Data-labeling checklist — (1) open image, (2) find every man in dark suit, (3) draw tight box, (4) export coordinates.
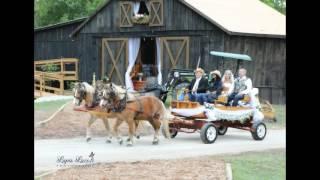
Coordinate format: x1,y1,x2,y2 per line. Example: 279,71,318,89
178,68,208,102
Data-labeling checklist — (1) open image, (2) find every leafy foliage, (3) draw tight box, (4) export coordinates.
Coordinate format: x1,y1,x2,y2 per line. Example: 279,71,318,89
41,63,60,72
260,0,286,15
34,0,107,27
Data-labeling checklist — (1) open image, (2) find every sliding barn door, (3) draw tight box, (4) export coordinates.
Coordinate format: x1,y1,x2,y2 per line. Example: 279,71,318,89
161,37,189,82
101,38,128,86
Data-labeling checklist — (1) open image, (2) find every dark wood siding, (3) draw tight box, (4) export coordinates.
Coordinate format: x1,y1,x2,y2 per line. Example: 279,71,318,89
34,22,82,60
223,35,286,104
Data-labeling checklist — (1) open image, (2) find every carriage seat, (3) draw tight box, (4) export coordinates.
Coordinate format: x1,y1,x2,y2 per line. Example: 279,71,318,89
214,95,228,105
214,94,251,105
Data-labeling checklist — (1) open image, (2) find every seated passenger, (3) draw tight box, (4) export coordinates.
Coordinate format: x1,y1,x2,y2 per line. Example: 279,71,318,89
227,68,252,106
178,68,208,102
198,70,223,104
221,70,234,96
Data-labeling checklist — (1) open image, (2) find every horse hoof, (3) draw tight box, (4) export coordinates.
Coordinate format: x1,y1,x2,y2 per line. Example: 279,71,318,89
119,140,123,145
152,141,159,145
106,139,112,143
86,137,91,142
126,138,130,142
136,135,140,139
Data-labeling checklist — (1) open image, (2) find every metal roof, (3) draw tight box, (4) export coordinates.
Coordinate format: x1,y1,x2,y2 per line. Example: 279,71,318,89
180,0,286,38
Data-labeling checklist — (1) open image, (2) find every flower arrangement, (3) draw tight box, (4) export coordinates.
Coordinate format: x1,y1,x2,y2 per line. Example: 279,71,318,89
131,13,150,24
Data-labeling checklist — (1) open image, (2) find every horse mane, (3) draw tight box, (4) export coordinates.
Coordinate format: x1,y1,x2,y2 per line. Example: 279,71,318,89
108,82,137,101
110,83,126,94
82,82,95,95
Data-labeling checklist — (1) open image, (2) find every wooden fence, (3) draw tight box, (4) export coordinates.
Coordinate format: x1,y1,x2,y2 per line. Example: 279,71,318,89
34,58,78,96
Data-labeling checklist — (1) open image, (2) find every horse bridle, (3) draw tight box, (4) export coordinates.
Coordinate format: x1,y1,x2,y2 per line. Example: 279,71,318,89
74,83,86,104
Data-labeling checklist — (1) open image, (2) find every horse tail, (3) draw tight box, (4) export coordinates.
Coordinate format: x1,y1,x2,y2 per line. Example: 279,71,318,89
158,98,172,139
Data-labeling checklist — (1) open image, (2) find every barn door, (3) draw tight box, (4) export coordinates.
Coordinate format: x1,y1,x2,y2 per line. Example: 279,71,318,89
161,37,189,81
101,38,128,85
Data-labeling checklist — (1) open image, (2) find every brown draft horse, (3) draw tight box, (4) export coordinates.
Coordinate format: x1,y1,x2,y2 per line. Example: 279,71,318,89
100,83,171,146
73,81,141,144
73,81,113,142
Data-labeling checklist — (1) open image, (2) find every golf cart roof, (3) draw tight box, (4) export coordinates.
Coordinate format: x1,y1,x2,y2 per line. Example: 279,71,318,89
210,51,252,61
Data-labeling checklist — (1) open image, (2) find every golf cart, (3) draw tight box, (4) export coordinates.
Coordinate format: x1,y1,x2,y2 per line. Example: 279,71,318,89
161,51,252,102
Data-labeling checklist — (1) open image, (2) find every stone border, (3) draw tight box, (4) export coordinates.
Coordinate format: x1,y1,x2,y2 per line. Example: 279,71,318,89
226,163,233,180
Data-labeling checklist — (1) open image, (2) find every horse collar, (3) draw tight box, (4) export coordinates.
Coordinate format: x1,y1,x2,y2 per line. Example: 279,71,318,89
111,92,127,112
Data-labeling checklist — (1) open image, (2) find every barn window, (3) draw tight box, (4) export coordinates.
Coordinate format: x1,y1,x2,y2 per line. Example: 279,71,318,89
149,0,164,26
120,1,133,27
137,1,149,15
132,1,150,25
120,0,163,27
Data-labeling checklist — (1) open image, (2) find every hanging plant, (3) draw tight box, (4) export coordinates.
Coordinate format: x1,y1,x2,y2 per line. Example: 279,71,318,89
131,13,150,24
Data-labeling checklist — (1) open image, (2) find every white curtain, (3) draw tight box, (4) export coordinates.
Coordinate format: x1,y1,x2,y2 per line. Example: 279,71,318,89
133,1,140,15
125,38,141,92
145,1,151,13
156,38,162,85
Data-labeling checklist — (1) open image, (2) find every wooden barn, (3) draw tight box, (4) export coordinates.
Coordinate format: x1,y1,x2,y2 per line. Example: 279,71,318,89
34,0,286,104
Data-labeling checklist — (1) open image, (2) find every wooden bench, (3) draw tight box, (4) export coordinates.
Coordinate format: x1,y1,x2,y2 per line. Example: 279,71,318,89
171,100,200,109
214,94,250,105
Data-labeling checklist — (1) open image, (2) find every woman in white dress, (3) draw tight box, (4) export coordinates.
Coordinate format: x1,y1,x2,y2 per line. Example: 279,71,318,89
221,70,234,96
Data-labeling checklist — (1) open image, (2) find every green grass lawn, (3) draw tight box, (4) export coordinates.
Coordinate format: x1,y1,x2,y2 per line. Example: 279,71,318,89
220,149,285,180
34,99,72,112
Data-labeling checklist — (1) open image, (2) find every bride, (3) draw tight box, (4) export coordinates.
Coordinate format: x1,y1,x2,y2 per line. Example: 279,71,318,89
221,70,235,96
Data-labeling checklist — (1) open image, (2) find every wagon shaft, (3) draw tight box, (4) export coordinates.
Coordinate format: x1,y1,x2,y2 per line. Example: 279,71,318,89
73,105,111,116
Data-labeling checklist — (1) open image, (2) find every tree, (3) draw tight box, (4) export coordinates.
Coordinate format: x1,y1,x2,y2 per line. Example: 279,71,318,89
260,0,286,15
34,0,106,27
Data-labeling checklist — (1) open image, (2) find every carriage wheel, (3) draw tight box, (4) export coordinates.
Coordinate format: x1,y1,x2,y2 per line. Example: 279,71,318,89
162,127,178,138
251,122,267,140
217,126,228,135
200,123,218,144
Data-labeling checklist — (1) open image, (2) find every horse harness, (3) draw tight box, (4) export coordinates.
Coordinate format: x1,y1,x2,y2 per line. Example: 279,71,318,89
108,90,145,117
110,92,128,112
